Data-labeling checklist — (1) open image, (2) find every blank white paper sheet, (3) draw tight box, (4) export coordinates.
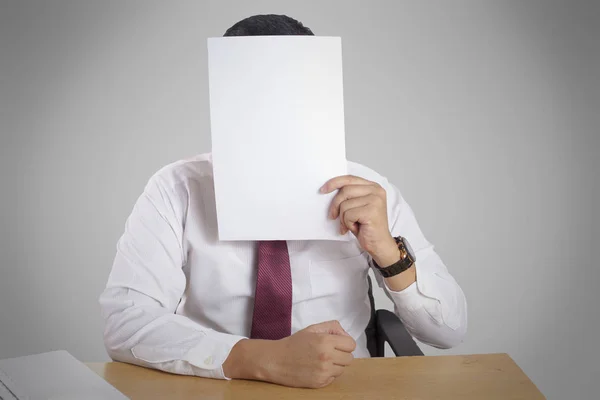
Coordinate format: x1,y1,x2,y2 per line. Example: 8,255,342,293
208,36,348,241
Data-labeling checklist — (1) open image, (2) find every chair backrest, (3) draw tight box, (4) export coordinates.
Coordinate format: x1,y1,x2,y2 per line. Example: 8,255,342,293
365,276,379,357
364,275,425,358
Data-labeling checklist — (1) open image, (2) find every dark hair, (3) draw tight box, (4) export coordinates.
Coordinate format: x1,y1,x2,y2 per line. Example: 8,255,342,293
224,14,314,36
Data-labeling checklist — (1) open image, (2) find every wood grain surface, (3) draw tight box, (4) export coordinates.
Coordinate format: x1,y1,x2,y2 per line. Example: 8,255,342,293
86,353,545,399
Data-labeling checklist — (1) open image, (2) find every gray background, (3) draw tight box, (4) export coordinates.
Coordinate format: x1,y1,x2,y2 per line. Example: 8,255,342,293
0,1,598,399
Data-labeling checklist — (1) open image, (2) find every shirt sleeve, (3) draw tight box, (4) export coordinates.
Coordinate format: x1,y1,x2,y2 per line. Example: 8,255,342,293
99,175,246,379
371,180,468,349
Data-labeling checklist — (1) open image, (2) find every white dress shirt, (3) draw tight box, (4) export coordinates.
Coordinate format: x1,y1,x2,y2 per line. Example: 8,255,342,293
99,153,467,379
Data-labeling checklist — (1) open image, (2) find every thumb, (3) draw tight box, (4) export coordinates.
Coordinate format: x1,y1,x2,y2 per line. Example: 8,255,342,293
306,320,351,337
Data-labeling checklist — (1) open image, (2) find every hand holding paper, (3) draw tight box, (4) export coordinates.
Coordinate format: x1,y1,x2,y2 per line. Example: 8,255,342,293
321,175,400,267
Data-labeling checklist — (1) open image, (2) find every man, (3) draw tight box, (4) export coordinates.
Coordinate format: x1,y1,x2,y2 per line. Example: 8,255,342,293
100,14,467,389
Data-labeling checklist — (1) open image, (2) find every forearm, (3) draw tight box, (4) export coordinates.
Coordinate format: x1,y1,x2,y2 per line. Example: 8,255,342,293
393,295,466,349
379,262,468,349
101,287,246,379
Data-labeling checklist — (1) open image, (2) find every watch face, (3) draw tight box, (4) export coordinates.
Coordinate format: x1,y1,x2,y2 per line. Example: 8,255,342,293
402,238,416,262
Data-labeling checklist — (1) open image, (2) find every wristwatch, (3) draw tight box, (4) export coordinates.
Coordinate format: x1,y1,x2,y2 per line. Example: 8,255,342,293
373,236,416,278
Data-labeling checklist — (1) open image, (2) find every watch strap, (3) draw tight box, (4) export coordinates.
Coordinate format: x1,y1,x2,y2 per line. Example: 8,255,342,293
373,236,415,278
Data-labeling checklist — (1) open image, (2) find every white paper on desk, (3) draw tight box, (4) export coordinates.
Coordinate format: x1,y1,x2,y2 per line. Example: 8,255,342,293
208,36,348,241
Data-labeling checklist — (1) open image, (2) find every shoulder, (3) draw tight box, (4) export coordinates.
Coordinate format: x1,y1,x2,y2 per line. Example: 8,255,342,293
145,153,213,191
136,153,214,218
139,153,214,208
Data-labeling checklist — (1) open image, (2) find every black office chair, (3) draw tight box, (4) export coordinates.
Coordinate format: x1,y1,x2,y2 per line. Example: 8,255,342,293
365,276,424,357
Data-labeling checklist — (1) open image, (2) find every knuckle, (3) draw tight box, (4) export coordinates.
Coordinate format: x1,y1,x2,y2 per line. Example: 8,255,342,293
317,356,331,369
368,194,381,204
343,337,356,351
318,350,332,362
315,334,331,347
338,201,347,213
339,186,350,197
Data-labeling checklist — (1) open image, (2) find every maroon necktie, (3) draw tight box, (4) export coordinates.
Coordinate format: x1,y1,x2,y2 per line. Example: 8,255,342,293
250,241,293,340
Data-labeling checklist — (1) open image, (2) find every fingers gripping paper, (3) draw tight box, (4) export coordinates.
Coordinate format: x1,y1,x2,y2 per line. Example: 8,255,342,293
207,36,348,241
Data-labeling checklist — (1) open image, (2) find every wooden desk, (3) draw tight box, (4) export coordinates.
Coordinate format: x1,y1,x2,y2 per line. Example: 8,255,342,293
87,353,544,399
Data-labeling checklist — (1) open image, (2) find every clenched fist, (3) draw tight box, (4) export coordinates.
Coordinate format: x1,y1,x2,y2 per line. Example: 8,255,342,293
223,320,356,388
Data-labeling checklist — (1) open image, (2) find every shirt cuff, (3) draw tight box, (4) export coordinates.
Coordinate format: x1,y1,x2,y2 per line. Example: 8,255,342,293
183,331,247,380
